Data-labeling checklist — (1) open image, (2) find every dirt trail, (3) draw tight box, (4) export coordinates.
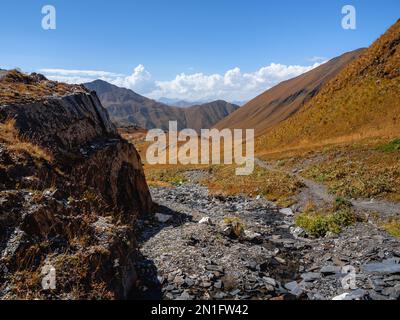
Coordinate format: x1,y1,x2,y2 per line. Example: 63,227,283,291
254,158,400,217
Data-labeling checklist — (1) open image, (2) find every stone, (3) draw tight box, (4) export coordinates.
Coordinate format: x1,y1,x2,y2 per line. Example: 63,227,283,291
275,257,286,264
246,261,258,271
344,289,366,300
285,281,303,297
198,216,213,225
291,226,306,238
382,284,400,299
164,284,176,292
206,265,224,273
362,259,400,274
301,272,320,282
262,284,273,292
320,265,341,275
230,289,240,296
243,230,262,242
279,208,293,216
214,292,227,299
174,275,185,286
368,291,388,300
176,290,193,300
214,280,223,289
155,213,173,223
263,277,277,287
157,276,165,284
184,278,195,287
332,293,349,300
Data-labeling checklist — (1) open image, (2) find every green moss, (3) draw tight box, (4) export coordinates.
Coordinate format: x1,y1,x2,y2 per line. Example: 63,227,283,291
383,219,400,238
376,139,400,153
295,209,356,238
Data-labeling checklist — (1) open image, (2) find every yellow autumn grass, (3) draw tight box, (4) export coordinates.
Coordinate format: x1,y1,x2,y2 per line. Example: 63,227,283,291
0,119,52,162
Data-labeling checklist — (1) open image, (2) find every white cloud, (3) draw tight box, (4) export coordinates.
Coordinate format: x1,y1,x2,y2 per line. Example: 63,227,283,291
40,68,123,78
39,61,324,102
148,62,322,101
112,65,154,93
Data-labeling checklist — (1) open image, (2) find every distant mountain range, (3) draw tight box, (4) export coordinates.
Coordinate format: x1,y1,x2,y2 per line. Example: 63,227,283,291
214,48,364,136
84,80,239,132
158,97,248,108
157,97,204,108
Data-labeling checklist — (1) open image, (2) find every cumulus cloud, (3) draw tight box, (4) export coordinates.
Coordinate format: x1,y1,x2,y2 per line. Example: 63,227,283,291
112,65,154,93
149,62,322,101
39,61,324,102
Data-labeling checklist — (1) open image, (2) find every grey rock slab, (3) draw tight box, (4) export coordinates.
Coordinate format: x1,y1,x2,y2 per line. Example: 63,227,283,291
285,281,304,296
263,277,277,287
176,291,193,300
184,278,195,287
320,265,341,275
301,272,321,282
344,289,367,300
362,259,400,274
214,280,223,289
279,208,294,216
205,265,224,273
368,291,389,300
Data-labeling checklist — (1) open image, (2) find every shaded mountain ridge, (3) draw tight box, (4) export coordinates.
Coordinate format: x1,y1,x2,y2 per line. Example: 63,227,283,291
84,80,239,132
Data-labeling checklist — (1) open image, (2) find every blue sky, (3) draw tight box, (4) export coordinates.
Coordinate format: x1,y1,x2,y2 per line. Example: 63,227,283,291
0,0,399,101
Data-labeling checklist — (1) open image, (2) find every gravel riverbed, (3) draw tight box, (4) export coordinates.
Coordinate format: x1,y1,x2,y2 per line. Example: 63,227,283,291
131,173,400,300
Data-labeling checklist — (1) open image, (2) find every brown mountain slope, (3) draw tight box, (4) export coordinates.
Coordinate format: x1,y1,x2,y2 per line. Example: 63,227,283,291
84,80,239,132
214,49,364,136
257,19,400,153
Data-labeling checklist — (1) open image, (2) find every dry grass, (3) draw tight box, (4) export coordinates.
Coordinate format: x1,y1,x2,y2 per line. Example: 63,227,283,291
257,137,400,203
301,139,400,201
0,119,52,162
0,69,86,106
145,166,189,187
256,77,400,153
256,20,400,153
205,164,303,207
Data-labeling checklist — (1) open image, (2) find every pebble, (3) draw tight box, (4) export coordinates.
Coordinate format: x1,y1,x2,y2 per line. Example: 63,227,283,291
155,213,173,223
199,217,213,225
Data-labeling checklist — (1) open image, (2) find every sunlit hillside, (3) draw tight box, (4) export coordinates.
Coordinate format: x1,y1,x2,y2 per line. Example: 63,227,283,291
256,19,400,153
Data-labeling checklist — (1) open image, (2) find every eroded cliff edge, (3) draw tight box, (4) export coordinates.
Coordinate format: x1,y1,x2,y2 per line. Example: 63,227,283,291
0,70,152,299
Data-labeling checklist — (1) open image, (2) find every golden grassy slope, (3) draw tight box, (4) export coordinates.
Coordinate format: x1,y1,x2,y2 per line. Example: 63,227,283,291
256,19,400,152
214,49,363,136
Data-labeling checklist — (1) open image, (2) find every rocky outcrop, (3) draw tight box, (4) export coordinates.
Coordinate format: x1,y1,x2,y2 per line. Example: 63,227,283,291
0,71,152,299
